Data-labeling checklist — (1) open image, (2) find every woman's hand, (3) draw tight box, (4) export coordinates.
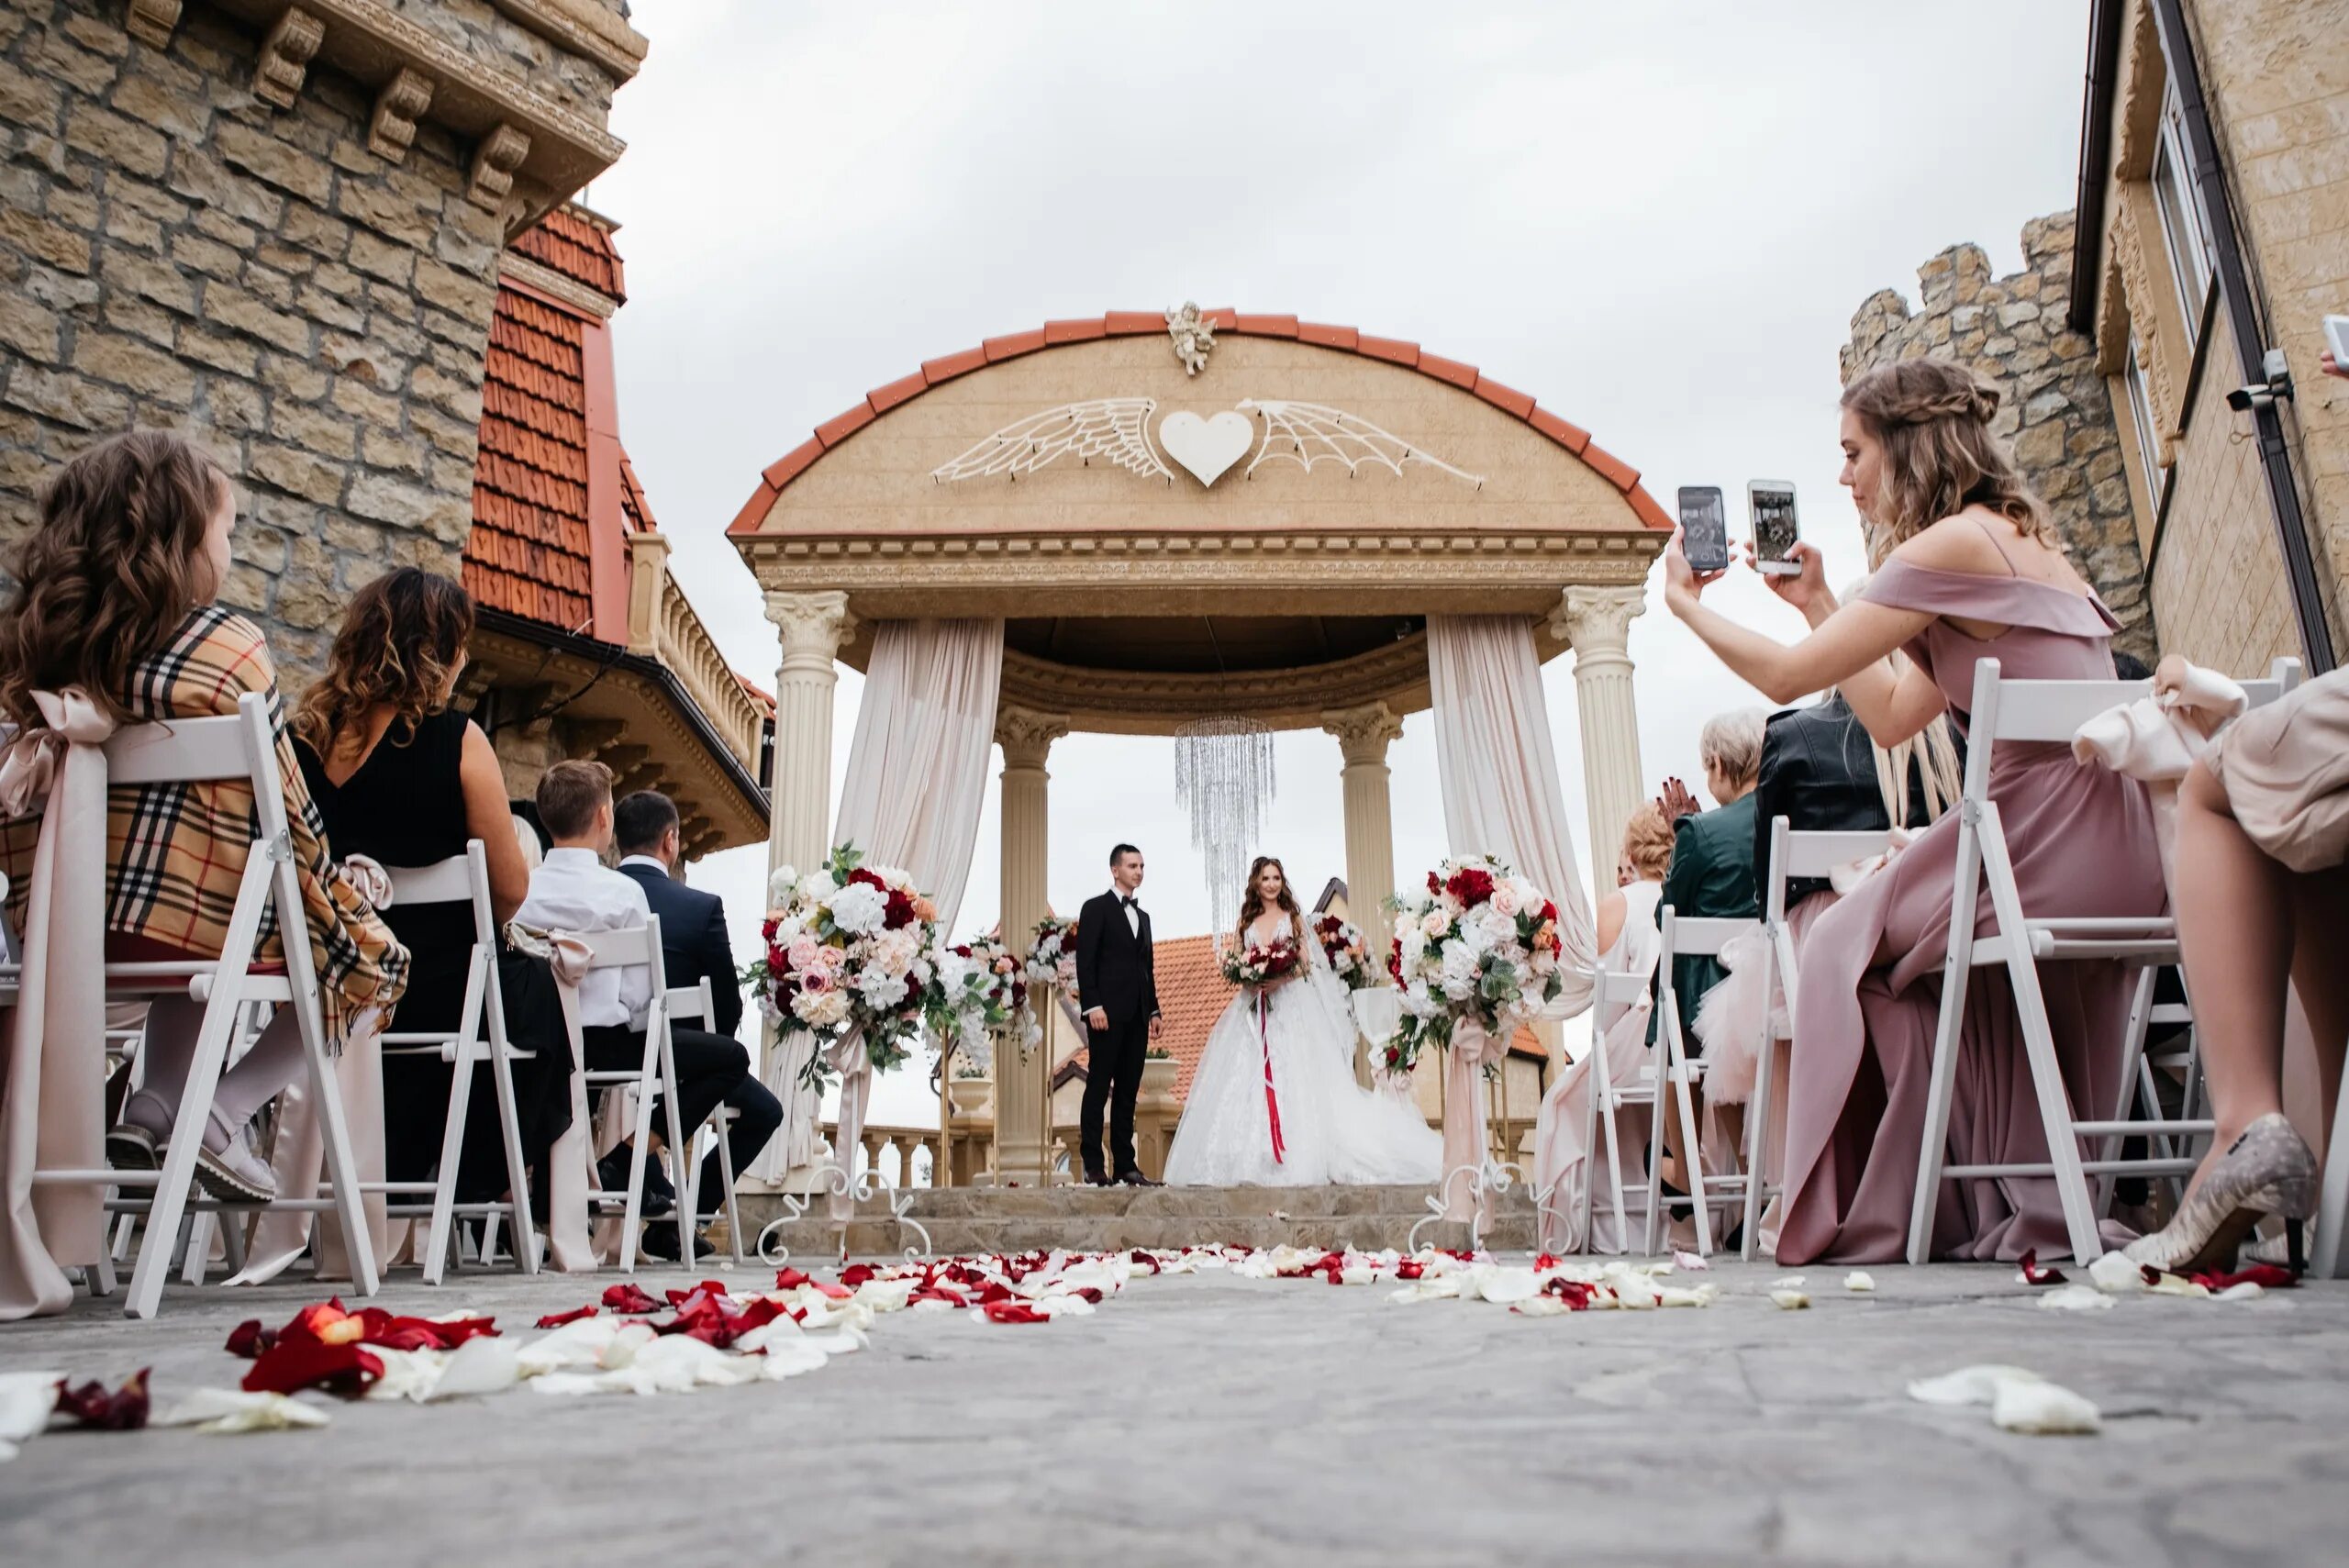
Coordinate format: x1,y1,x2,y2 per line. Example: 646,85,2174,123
1662,527,1723,614
1740,539,1832,620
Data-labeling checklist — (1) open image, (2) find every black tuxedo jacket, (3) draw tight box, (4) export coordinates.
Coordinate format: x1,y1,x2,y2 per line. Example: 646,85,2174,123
1074,890,1158,1027
617,860,743,1036
1751,693,1963,906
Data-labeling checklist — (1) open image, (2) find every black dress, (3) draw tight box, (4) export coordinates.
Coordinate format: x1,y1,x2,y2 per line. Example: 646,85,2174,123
295,710,573,1202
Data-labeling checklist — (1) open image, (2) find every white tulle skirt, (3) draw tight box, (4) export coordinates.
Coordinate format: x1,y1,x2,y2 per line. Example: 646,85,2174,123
1163,970,1442,1186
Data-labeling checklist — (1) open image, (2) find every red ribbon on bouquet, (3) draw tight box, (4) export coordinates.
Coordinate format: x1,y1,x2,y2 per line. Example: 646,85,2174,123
1257,991,1286,1164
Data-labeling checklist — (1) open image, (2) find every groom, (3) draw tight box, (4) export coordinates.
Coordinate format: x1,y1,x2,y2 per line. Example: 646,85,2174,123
1074,843,1164,1186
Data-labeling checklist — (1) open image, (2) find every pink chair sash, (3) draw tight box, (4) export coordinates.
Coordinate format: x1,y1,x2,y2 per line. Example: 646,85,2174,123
537,932,607,1273
1439,1017,1505,1227
0,690,116,1319
825,1031,872,1223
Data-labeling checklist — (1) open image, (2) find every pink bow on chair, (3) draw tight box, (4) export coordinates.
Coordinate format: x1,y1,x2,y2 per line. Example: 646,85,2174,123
0,689,117,1321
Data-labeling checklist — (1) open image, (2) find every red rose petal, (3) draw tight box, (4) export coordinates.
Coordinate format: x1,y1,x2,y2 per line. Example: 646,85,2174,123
909,1287,968,1307
2017,1249,2066,1285
602,1283,661,1314
242,1336,384,1398
535,1305,599,1329
353,1309,498,1351
53,1368,150,1429
981,1300,1049,1324
2190,1262,2297,1292
774,1268,812,1290
224,1319,276,1359
840,1263,877,1288
1542,1277,1597,1309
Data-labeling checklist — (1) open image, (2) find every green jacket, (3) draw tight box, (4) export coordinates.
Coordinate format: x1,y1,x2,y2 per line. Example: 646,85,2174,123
1649,793,1760,1050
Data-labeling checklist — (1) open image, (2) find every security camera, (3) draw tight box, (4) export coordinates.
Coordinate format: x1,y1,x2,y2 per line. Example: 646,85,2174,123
2229,350,2296,413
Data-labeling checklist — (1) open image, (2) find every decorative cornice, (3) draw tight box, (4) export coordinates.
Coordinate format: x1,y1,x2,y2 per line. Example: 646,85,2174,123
1321,701,1405,766
999,638,1432,736
497,251,617,319
2112,198,2182,459
1550,583,1647,654
368,67,433,162
994,706,1072,768
125,0,182,50
254,7,323,109
489,0,648,84
468,123,531,214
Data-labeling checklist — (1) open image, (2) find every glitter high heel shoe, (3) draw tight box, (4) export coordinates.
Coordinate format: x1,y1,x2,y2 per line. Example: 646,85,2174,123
2123,1113,2317,1276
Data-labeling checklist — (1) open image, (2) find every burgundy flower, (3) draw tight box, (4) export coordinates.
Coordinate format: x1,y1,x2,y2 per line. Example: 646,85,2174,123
1427,871,1442,895
846,868,885,891
53,1369,150,1430
535,1305,600,1329
883,889,918,929
1542,1277,1596,1310
1445,866,1496,907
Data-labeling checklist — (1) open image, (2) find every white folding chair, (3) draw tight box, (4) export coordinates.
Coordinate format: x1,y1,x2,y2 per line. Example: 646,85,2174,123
1740,820,1896,1260
565,918,692,1271
374,842,540,1284
1546,962,1659,1253
666,976,745,1266
1649,909,1762,1256
1906,656,2302,1265
22,693,377,1318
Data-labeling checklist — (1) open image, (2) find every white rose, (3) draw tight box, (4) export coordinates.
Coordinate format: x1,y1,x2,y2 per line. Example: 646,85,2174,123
768,865,800,906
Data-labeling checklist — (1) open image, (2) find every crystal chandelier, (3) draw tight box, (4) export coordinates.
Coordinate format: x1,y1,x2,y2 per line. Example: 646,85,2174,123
1174,716,1275,939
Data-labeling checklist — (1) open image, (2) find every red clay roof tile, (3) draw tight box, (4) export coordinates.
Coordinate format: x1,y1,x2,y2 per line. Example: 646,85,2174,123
1354,333,1419,365
760,438,825,491
921,346,988,385
1578,439,1639,493
1527,406,1592,453
984,328,1048,361
1416,350,1478,390
1628,485,1674,531
866,370,928,415
814,401,876,449
508,206,626,303
1297,321,1358,350
1043,317,1108,344
1103,310,1163,336
1232,313,1298,338
1472,373,1535,419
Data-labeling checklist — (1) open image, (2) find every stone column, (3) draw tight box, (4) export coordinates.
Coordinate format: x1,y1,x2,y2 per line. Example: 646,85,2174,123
994,705,1069,1186
1321,701,1406,915
761,591,855,876
1551,585,1648,895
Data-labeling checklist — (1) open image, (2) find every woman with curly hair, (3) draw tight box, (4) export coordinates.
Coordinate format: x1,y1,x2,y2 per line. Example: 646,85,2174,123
292,568,573,1215
0,430,407,1242
1663,359,2163,1264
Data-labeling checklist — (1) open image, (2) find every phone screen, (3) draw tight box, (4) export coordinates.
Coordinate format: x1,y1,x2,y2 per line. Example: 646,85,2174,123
1749,484,1799,570
1678,486,1728,573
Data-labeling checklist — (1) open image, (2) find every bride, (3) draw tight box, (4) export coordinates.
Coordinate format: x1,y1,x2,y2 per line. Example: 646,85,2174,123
1163,856,1443,1186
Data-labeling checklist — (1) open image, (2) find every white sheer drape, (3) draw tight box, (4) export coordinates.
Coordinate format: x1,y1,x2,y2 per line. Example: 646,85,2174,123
1427,615,1597,1018
750,618,1004,1197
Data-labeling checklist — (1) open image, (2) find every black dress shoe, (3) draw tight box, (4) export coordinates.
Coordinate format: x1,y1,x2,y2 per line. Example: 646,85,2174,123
596,1146,675,1218
1084,1171,1114,1187
640,1226,714,1263
1117,1172,1162,1187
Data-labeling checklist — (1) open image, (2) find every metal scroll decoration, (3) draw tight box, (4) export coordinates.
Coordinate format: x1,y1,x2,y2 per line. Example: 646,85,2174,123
1174,716,1275,939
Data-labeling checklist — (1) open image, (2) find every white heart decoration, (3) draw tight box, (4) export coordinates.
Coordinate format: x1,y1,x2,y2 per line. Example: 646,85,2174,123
1156,410,1256,489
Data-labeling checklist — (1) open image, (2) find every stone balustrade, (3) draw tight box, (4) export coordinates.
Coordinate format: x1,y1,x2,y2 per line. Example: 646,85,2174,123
816,1121,943,1189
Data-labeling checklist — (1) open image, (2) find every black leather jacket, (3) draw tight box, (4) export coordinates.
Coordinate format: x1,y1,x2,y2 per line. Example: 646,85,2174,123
1751,694,1957,906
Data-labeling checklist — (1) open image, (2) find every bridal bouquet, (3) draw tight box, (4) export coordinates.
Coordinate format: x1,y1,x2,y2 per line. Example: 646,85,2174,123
928,934,1039,1072
1386,854,1564,1062
749,843,939,1084
1219,935,1301,991
1024,914,1079,993
1312,914,1379,992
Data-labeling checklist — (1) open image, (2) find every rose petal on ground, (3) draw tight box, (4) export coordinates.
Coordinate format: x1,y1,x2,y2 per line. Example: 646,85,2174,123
52,1368,150,1429
1990,1378,2101,1435
423,1337,522,1402
1466,1267,1540,1305
1769,1288,1810,1310
223,1320,276,1359
2192,1263,2296,1293
534,1305,599,1329
362,1348,445,1403
1655,1284,1720,1308
601,1283,661,1314
1907,1365,2045,1407
242,1336,384,1398
1511,1296,1579,1317
151,1388,330,1433
2037,1284,2116,1312
0,1372,65,1459
2016,1249,2066,1285
1672,1250,1709,1272
1843,1272,1876,1293
2087,1251,2148,1294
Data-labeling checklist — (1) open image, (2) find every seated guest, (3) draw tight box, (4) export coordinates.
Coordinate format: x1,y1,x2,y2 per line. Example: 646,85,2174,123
291,568,573,1211
1664,357,2163,1264
611,789,779,1220
2126,664,2349,1274
0,431,406,1221
1532,803,1675,1252
1652,709,1766,1043
517,761,767,1262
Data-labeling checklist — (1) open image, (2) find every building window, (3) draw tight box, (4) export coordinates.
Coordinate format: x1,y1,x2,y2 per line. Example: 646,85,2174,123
2153,86,2215,341
2124,333,2163,508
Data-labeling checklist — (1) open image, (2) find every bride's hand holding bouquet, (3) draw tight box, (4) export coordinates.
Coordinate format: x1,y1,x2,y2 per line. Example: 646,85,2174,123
1219,934,1301,992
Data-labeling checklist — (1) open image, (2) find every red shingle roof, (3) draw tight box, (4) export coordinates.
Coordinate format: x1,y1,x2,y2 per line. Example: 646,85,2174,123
463,287,596,630
508,205,626,302
729,309,1674,537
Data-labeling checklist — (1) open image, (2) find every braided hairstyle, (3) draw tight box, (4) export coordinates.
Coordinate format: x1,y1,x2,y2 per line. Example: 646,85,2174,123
0,428,230,727
1840,359,2052,562
293,567,476,759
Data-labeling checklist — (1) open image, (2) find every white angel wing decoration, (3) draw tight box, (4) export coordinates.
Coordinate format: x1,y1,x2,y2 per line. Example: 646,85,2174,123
1236,399,1485,489
930,398,1174,484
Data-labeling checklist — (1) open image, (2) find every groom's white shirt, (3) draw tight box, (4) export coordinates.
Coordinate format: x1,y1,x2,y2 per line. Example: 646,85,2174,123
1108,886,1140,938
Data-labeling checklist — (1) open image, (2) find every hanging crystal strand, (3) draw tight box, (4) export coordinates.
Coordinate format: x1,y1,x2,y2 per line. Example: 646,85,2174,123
1174,717,1276,943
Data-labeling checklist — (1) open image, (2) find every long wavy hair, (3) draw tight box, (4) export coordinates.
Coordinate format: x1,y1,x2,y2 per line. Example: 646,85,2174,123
1234,855,1303,947
1842,359,2053,562
293,567,475,758
0,429,229,727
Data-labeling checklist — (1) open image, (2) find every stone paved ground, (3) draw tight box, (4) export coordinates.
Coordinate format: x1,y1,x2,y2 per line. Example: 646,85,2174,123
1,1260,2345,1567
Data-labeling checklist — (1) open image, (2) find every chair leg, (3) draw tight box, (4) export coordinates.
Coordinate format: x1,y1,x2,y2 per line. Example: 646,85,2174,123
657,1026,692,1265
621,1040,661,1273
1674,1062,1713,1257
126,973,251,1318
1642,1042,1670,1257
179,1209,214,1286
280,863,381,1299
422,1041,477,1287
1580,1029,1607,1253
717,1122,743,1268
1742,1002,1780,1263
1908,814,1983,1267
2099,967,2161,1219
486,1037,539,1277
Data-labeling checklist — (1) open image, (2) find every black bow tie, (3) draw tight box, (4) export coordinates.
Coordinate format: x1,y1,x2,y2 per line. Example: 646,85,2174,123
1119,895,1138,908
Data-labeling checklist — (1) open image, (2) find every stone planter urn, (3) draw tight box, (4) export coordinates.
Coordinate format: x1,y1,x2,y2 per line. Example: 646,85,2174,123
948,1078,993,1121
1141,1055,1177,1097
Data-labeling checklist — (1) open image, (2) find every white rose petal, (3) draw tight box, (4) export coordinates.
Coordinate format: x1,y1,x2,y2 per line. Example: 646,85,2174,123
151,1387,331,1433
1769,1288,1810,1310
2087,1250,2148,1294
1990,1378,2101,1436
2037,1284,2116,1312
1906,1364,2044,1407
423,1336,522,1401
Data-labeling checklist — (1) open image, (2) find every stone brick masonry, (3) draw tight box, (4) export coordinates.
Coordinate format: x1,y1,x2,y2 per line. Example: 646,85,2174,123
1843,211,2156,661
0,0,556,678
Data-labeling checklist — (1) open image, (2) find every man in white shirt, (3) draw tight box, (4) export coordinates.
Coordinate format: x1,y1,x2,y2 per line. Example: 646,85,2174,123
520,761,748,1261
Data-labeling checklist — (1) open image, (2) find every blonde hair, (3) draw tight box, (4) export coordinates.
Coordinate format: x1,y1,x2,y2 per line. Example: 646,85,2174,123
1698,709,1767,791
1841,359,2052,561
1620,803,1675,883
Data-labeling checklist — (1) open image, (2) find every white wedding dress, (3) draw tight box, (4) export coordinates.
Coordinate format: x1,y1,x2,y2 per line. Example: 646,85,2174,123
1163,913,1443,1186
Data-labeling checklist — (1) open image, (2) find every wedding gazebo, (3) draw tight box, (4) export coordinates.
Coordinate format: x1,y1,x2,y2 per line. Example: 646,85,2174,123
728,307,1670,1185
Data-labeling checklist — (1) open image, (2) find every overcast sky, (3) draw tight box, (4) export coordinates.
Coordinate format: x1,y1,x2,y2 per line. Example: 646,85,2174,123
586,1,2089,1121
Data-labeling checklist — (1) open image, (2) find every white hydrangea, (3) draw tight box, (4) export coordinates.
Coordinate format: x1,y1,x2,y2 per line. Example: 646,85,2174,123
796,870,838,904
828,882,887,936
855,968,909,1011
767,865,799,907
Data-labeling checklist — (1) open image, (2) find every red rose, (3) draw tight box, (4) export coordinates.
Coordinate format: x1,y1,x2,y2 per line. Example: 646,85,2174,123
884,889,918,929
1446,866,1495,906
1427,871,1442,895
847,868,885,890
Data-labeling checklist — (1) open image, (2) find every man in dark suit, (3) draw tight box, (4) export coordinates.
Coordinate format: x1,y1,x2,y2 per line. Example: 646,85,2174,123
1074,842,1163,1185
613,790,782,1253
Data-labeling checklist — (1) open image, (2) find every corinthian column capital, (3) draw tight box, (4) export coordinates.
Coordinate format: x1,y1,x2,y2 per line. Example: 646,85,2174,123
1320,700,1405,768
995,705,1071,769
763,591,856,666
1549,584,1648,656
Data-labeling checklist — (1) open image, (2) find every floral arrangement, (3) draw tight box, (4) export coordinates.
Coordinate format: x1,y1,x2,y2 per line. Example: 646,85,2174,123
1219,935,1301,990
1386,854,1564,1065
747,843,939,1084
1312,914,1380,992
1024,914,1079,993
928,933,1039,1071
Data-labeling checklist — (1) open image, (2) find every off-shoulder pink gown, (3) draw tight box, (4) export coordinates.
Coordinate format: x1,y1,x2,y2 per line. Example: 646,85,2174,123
1775,555,2165,1264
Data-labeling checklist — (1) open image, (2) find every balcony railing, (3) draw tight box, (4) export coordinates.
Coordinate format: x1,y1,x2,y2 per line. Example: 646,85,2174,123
624,531,768,775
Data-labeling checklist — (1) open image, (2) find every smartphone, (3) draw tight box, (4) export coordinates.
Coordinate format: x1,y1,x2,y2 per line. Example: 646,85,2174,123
1677,486,1729,573
2326,315,2349,365
1748,480,1801,576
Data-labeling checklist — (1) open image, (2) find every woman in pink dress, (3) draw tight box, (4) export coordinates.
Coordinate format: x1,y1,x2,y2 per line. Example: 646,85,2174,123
1662,359,2164,1264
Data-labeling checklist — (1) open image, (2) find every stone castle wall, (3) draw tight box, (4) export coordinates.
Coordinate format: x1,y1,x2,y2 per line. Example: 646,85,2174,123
1842,211,2156,660
0,0,619,681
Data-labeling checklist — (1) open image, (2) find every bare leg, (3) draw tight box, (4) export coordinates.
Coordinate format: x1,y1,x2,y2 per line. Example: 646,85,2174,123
2175,762,2296,1189
2287,864,2349,1163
